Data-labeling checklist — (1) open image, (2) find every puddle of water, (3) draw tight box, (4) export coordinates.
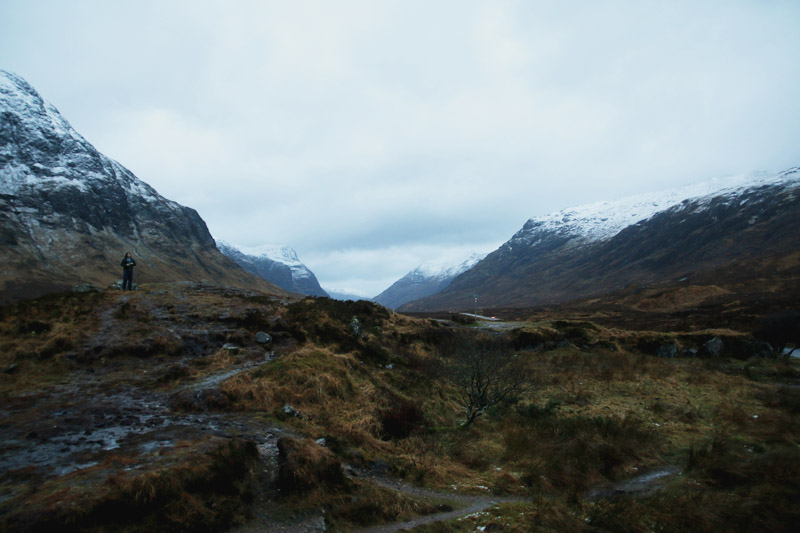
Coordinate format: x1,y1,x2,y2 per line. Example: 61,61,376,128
57,461,99,476
188,359,271,391
140,440,174,454
584,466,680,500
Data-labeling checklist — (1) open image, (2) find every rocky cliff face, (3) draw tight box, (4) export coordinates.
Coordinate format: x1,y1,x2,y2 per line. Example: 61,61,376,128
216,242,328,297
0,70,285,302
401,168,800,312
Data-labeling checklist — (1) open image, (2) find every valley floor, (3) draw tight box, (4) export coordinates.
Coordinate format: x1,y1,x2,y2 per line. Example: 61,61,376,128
1,282,798,532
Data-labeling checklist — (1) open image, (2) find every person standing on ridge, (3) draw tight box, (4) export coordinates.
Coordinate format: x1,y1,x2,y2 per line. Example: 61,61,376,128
121,252,136,290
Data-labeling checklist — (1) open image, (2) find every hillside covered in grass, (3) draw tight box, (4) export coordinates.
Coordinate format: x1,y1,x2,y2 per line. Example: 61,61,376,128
1,282,798,532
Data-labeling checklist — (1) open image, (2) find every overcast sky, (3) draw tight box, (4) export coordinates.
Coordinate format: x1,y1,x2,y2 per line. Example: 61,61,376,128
2,1,800,296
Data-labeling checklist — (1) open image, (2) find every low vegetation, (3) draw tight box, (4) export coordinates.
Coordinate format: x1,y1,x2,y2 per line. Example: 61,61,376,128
0,284,798,531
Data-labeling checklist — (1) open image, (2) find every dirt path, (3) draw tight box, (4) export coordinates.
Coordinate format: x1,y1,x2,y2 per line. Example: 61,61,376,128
351,473,527,533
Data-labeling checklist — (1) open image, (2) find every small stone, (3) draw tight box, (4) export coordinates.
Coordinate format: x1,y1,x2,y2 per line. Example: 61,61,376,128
282,404,303,418
71,282,96,293
255,331,272,344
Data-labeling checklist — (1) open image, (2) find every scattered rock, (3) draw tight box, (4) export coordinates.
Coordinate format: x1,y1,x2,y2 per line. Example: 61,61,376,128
701,337,724,357
4,363,19,374
282,404,304,419
316,438,327,447
222,343,240,353
71,283,98,293
109,280,138,290
656,343,679,358
350,316,362,337
255,331,272,344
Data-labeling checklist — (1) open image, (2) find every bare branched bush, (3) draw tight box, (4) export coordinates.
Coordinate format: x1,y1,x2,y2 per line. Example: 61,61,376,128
448,334,532,426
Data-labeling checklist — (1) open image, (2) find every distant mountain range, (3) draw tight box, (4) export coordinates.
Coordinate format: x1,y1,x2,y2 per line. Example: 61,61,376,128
325,289,373,302
216,241,327,297
0,71,285,302
401,168,800,312
374,253,486,309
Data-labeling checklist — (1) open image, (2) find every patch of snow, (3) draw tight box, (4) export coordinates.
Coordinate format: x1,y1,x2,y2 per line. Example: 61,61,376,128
413,252,488,281
229,242,304,268
515,168,800,246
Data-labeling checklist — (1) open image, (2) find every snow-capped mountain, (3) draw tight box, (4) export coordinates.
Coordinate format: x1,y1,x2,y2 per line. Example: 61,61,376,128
507,171,796,251
325,289,373,302
374,252,486,309
0,70,284,302
401,167,800,311
217,241,327,297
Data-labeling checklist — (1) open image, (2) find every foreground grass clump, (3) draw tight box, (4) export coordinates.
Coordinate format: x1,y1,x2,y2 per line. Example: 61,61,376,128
0,436,259,532
503,406,662,496
587,435,800,532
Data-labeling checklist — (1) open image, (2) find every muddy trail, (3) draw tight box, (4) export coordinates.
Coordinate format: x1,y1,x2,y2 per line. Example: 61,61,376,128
0,283,299,528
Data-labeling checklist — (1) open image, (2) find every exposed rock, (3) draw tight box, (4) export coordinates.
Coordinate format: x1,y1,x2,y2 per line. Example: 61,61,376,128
656,343,679,358
254,331,272,344
71,283,98,293
702,337,725,357
282,404,304,419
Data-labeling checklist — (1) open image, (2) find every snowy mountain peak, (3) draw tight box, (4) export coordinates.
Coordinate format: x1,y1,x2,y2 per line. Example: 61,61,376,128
218,241,302,268
216,241,327,296
412,252,488,281
512,169,800,248
374,251,488,309
0,70,169,207
1,71,282,301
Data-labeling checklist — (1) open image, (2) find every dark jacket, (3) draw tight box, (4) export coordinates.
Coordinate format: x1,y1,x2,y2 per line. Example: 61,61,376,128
121,257,136,270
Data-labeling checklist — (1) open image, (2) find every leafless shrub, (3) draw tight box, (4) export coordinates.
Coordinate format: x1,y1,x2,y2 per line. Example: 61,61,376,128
448,333,532,426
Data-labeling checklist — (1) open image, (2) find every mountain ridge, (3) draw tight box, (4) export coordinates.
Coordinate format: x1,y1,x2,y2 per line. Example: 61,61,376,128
216,241,328,297
374,252,486,309
401,167,800,312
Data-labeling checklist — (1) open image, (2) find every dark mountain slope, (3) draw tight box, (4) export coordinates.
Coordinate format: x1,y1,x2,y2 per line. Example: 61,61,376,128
402,168,800,312
0,70,286,302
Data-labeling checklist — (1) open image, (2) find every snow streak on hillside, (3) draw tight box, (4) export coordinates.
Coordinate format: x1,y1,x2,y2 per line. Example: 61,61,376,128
513,169,800,247
412,252,488,281
221,242,310,278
